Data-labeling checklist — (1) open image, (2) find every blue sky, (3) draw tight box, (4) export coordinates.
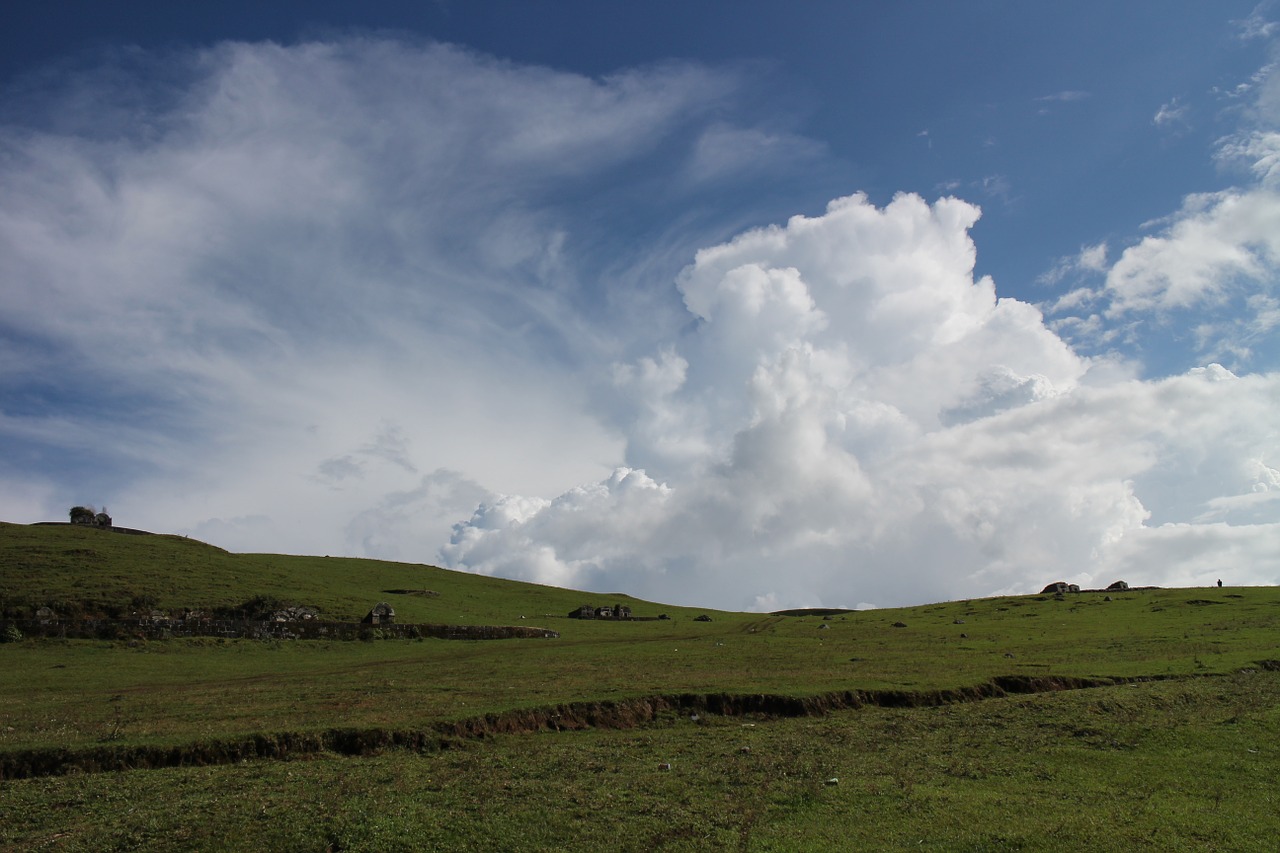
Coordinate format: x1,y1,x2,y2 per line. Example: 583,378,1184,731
2,1,1278,609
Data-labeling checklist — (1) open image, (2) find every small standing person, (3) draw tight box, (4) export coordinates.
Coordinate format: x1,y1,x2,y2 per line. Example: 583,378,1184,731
1217,579,1223,588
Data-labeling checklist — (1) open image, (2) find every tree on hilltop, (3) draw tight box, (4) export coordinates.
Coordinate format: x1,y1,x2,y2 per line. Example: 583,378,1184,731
69,506,112,528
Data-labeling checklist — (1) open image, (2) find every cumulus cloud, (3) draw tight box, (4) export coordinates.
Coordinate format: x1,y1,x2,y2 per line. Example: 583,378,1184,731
444,194,1279,608
1103,188,1280,314
2,35,1276,612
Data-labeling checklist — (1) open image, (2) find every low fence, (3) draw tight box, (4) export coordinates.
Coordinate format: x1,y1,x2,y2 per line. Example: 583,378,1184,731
0,617,558,642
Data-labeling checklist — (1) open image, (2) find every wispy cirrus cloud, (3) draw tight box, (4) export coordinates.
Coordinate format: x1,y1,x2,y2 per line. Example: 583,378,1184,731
2,34,1277,612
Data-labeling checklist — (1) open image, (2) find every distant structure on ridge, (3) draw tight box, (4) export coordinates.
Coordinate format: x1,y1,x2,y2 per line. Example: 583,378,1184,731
68,506,112,529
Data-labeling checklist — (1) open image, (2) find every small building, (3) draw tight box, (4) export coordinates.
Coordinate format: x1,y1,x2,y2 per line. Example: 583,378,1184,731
363,602,396,625
569,603,633,620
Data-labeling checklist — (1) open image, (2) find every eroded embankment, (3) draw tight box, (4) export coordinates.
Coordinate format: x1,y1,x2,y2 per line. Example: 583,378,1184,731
1,671,1200,781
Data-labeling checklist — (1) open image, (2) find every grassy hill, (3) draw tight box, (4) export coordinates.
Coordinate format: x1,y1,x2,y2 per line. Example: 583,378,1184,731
0,521,681,624
2,521,1278,850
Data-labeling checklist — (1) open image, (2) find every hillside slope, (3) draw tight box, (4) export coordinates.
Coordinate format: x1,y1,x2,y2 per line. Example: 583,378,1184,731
0,521,692,624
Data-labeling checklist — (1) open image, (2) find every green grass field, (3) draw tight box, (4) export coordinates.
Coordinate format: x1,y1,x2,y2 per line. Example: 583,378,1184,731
2,521,1278,850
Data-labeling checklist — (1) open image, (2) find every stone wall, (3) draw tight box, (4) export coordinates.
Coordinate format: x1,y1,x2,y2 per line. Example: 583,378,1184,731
0,617,558,642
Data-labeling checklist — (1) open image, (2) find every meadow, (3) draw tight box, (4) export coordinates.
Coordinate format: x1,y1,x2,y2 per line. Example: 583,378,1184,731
1,521,1278,850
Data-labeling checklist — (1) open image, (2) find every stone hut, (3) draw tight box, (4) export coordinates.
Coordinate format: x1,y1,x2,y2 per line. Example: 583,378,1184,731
568,603,634,620
362,602,396,625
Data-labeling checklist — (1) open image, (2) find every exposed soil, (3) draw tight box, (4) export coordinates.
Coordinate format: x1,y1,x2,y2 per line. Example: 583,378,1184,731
0,672,1189,781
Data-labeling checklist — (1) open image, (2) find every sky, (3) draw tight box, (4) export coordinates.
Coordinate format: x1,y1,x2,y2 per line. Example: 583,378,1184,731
1,1,1278,611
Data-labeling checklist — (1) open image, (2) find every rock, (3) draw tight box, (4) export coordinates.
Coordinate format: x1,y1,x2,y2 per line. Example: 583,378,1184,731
825,777,839,786
891,621,907,628
1106,580,1129,591
658,762,672,771
953,619,965,624
739,746,751,754
960,633,968,638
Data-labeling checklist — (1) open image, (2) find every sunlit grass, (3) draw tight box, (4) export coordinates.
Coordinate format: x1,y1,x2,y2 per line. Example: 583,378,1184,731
3,521,1279,850
3,672,1277,851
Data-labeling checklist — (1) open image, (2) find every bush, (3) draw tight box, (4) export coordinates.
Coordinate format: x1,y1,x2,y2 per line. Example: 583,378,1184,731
2,625,23,643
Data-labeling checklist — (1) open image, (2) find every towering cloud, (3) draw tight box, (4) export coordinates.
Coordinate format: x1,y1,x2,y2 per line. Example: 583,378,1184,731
1,36,1277,609
443,192,1280,609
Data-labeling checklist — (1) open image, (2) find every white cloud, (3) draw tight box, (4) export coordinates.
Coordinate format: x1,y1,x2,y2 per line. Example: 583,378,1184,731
445,193,1280,609
1039,241,1108,286
1036,90,1090,103
1153,97,1190,128
1084,57,1280,359
1235,3,1279,41
1216,130,1280,186
0,37,759,550
1104,188,1280,315
2,36,1276,613
685,123,824,184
